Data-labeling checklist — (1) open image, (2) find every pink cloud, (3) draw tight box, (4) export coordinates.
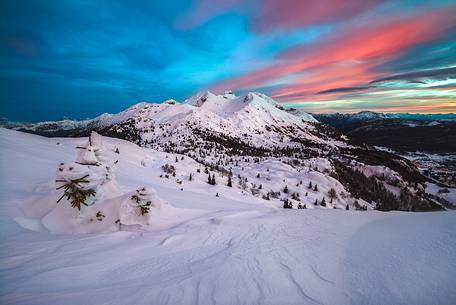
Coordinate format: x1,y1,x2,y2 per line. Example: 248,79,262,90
210,6,456,100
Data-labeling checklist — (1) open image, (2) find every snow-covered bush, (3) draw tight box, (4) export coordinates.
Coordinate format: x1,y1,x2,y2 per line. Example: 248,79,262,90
55,132,118,211
25,132,171,234
119,187,167,227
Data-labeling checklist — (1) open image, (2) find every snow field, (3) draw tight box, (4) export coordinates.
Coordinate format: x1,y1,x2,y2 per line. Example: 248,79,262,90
1,129,455,305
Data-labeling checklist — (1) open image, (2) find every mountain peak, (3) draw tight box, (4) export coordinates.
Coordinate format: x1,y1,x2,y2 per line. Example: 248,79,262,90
350,111,385,121
184,91,218,107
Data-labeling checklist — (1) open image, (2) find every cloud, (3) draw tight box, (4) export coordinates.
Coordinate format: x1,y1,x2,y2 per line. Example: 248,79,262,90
252,0,384,32
370,66,456,84
177,0,243,29
179,0,383,32
317,86,370,95
210,5,456,102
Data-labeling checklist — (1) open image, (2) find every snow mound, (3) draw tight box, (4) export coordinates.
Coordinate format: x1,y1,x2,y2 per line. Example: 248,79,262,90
22,132,175,234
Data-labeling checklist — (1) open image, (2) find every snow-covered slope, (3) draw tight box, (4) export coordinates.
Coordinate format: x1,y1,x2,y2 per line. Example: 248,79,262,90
0,129,455,305
285,107,319,123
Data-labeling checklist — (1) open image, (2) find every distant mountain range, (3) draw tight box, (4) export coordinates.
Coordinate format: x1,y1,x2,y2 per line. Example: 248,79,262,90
313,111,456,153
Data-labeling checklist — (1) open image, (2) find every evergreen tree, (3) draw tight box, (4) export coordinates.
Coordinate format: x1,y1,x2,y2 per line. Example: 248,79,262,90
189,173,192,181
314,199,318,205
257,173,260,178
227,175,232,187
208,173,212,185
320,197,326,207
314,184,318,192
211,174,216,185
346,204,349,210
308,181,313,189
283,185,289,194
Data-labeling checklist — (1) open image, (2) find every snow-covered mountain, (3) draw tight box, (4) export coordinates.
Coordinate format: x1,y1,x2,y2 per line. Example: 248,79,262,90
1,91,448,211
4,91,342,155
103,90,326,149
313,111,386,126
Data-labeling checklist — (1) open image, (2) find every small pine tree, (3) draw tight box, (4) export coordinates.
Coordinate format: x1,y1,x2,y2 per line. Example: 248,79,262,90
211,175,216,185
283,185,289,194
308,181,313,189
305,192,308,196
314,199,318,206
208,174,212,185
313,184,318,192
175,156,178,163
227,175,232,187
346,204,349,210
320,197,326,207
259,184,262,189
216,192,219,197
257,173,260,178
189,173,193,181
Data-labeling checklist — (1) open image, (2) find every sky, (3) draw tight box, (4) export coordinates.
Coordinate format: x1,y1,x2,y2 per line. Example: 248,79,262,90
0,0,455,121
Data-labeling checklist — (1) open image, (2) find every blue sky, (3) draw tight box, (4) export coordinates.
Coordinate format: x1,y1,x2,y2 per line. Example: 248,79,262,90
1,0,455,121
